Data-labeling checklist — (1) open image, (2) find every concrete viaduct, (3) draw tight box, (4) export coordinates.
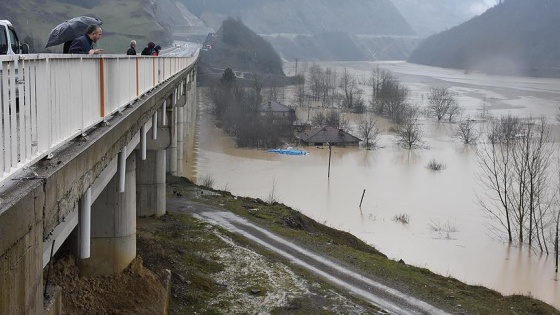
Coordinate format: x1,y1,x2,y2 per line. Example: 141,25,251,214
0,51,199,314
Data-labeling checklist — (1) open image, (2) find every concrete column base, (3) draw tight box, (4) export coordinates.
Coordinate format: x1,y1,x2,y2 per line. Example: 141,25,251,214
136,149,166,217
83,154,136,276
78,235,136,277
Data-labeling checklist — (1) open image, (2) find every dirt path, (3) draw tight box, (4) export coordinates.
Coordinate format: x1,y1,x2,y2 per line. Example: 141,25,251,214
168,197,452,315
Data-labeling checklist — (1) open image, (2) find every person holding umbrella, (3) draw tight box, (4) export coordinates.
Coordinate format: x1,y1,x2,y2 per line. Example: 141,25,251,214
45,16,103,53
68,25,103,54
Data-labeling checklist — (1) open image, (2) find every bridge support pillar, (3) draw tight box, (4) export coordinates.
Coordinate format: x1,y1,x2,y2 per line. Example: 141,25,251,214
168,106,178,176
136,149,166,217
80,153,137,276
176,106,185,176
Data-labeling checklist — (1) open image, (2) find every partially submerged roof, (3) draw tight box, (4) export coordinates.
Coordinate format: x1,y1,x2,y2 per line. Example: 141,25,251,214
297,126,361,144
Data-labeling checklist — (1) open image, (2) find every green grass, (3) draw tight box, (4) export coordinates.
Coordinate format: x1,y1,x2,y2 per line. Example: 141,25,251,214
167,174,560,315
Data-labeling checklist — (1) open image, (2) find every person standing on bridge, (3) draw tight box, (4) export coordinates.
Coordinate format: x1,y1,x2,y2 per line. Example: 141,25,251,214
68,25,103,54
151,45,161,56
141,42,155,55
127,40,136,55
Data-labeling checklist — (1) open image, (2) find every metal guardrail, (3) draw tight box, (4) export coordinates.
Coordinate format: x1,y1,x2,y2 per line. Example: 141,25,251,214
0,51,198,186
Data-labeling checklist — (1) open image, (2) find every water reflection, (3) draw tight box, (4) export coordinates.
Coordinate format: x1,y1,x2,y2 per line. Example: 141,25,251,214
185,61,560,309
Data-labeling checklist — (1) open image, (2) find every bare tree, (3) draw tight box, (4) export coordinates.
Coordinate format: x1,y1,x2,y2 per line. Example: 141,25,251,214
311,112,325,127
476,116,521,243
321,67,338,107
477,115,554,251
455,117,480,144
307,63,323,102
248,73,263,107
339,67,363,111
311,110,350,131
427,87,458,122
446,101,462,122
479,97,492,120
511,118,553,249
396,105,423,149
264,76,283,102
357,115,381,149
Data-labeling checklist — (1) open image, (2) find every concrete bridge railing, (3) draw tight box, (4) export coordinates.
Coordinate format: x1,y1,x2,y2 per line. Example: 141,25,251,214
0,53,197,186
0,51,199,315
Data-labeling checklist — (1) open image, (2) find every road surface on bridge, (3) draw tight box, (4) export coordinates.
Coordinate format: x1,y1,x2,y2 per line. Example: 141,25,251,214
167,197,451,315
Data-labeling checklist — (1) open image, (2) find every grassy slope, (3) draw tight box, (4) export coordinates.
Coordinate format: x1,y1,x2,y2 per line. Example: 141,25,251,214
167,175,560,315
4,0,168,54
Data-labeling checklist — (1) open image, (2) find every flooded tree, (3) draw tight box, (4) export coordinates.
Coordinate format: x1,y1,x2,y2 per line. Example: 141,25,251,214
339,67,364,112
323,67,338,107
396,106,422,149
455,117,480,144
207,68,288,148
291,78,307,108
426,86,459,122
370,67,410,124
311,110,350,131
357,115,380,149
307,63,323,102
477,116,554,251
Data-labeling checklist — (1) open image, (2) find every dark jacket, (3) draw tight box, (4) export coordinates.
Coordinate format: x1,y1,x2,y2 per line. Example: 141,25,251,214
63,40,72,53
141,47,152,56
126,46,136,55
141,42,156,56
68,34,93,54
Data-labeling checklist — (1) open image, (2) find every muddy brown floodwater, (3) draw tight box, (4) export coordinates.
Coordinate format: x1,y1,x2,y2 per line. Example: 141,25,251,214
184,61,560,309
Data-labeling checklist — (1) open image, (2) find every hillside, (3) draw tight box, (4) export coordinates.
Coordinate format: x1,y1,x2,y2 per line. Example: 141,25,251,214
177,0,420,61
0,0,174,54
263,33,422,62
3,0,421,61
408,0,560,77
200,18,284,76
177,0,414,36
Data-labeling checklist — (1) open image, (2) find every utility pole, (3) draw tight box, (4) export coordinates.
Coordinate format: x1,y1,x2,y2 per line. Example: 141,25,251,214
327,142,332,178
295,58,298,76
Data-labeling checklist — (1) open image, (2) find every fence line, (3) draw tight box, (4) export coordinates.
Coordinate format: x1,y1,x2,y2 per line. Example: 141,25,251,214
0,52,198,186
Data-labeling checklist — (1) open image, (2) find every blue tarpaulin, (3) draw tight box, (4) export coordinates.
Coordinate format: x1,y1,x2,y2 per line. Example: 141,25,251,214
268,149,307,156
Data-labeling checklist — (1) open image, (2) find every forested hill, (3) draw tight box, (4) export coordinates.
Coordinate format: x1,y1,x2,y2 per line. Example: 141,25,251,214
178,0,414,36
0,0,174,54
200,18,284,76
408,0,560,77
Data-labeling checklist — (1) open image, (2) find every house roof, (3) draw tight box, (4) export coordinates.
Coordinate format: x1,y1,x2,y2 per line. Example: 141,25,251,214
257,100,293,112
297,126,362,144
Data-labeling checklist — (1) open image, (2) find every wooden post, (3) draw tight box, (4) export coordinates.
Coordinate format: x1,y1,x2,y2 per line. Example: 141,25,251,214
359,189,366,207
328,142,332,178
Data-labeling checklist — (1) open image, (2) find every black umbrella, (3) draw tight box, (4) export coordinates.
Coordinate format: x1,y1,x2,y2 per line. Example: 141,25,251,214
45,16,103,48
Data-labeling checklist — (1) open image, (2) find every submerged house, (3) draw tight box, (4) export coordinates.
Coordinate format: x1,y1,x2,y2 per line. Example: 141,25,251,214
297,126,361,146
257,100,296,123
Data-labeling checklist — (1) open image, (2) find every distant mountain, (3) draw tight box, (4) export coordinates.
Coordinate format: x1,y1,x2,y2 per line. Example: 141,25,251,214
392,0,494,36
175,0,420,61
408,0,560,77
200,18,284,76
177,0,414,36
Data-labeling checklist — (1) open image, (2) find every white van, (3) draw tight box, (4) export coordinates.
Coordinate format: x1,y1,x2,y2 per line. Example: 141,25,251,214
0,20,28,111
0,20,28,55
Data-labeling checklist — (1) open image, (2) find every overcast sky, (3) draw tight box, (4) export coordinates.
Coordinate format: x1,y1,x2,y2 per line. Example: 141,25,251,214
469,0,495,15
391,0,498,36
